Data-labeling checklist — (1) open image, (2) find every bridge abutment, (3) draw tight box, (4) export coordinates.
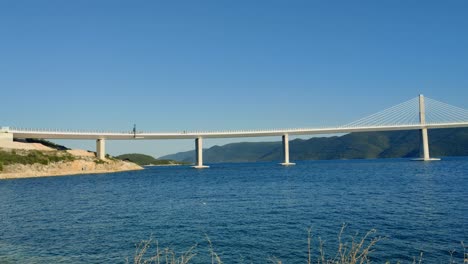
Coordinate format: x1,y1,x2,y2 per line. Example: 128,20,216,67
96,139,106,160
280,134,295,166
0,127,13,145
0,132,13,144
193,137,209,169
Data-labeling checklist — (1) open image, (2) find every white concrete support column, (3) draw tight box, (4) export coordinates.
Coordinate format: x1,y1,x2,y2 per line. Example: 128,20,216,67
280,134,295,166
96,139,106,160
193,137,209,169
416,94,439,161
419,95,430,160
421,128,430,161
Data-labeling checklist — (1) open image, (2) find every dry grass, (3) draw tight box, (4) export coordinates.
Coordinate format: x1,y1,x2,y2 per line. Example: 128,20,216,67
129,227,466,264
128,237,197,264
128,235,224,264
206,235,223,264
268,225,382,264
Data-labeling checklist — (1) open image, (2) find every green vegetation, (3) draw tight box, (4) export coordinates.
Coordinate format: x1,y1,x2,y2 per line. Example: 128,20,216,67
105,154,117,161
0,149,75,171
116,153,188,166
94,159,107,164
161,128,468,163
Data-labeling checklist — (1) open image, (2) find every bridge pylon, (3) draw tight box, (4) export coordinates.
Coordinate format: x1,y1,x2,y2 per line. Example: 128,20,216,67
415,94,440,161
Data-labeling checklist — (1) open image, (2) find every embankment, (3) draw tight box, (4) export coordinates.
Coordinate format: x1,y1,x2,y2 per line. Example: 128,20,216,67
0,146,143,179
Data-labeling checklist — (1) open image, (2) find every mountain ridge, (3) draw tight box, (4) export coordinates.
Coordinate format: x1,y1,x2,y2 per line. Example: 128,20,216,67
159,128,468,163
115,153,188,166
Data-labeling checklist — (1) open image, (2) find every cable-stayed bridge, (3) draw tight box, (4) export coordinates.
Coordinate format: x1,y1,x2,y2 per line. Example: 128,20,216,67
2,95,468,168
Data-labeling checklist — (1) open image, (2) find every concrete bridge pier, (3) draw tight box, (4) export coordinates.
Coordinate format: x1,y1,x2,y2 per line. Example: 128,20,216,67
280,134,295,166
421,128,430,160
193,137,209,169
416,94,440,161
96,139,106,160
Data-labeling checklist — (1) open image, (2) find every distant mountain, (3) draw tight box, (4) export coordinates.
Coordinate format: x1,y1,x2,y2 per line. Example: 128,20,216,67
159,128,468,163
115,153,188,166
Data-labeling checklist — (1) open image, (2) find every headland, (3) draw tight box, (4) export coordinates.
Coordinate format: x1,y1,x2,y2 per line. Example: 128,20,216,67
0,140,143,179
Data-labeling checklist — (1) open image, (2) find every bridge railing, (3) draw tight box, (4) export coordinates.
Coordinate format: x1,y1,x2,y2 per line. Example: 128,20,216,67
8,121,468,136
6,94,468,136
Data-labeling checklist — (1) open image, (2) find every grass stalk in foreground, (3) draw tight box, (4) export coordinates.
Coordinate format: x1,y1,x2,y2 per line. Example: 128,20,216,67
271,225,383,264
129,227,466,263
128,237,197,264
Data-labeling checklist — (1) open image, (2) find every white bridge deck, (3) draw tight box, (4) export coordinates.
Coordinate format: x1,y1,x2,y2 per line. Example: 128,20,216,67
8,122,468,140
3,95,468,167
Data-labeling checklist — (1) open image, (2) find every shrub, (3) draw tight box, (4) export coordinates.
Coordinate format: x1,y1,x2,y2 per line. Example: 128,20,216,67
94,159,106,165
0,149,75,167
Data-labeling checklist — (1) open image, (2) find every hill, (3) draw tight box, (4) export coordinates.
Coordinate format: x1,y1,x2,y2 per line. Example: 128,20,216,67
115,153,188,166
0,141,142,179
160,128,468,163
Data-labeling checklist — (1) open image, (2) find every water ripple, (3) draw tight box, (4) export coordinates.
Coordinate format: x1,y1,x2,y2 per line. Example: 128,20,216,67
0,158,467,263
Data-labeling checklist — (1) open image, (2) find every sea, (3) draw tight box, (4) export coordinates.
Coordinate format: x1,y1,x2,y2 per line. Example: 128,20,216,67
0,158,467,263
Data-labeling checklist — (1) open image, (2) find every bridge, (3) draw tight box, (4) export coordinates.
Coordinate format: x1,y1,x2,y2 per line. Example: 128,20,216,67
2,95,468,168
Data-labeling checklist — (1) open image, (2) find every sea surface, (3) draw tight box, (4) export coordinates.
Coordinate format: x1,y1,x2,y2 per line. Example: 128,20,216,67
0,158,467,263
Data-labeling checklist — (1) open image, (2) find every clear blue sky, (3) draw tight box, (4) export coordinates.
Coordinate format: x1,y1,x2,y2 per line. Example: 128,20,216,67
1,0,468,158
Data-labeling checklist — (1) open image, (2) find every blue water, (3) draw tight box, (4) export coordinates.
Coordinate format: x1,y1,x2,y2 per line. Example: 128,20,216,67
0,158,467,263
